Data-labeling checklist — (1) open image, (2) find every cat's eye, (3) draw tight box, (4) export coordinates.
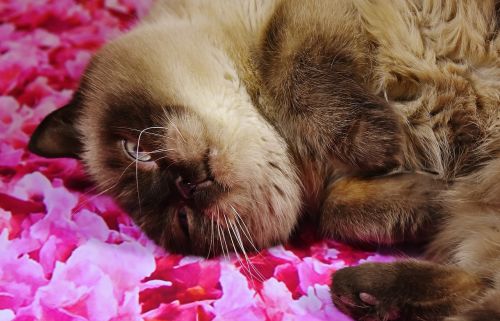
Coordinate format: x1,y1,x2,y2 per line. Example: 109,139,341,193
121,139,153,162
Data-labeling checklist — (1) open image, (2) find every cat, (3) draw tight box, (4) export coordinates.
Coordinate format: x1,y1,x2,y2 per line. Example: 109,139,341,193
29,0,500,320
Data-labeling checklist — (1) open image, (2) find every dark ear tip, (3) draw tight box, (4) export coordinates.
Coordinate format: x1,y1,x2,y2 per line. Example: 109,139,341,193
27,134,40,155
27,104,83,159
28,115,50,157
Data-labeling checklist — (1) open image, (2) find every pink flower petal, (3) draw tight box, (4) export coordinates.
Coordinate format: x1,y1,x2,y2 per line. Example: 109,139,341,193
0,309,15,321
213,265,264,320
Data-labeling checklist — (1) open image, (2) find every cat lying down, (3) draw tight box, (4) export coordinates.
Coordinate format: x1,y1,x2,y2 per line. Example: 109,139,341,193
29,0,500,320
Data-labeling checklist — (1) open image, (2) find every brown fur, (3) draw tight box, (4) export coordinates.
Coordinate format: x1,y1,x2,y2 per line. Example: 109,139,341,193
321,172,444,245
29,0,500,319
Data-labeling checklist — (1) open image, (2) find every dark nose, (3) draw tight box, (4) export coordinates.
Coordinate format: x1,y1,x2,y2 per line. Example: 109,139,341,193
171,157,222,209
175,176,197,199
175,174,216,202
173,160,212,200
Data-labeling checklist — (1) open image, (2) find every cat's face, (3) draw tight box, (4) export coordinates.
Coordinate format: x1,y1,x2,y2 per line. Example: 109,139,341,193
29,26,302,256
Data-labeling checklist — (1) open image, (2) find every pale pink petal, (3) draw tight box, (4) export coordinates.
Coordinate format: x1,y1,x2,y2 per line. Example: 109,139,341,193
65,51,91,80
295,285,352,321
0,309,15,321
0,231,47,310
268,245,301,263
66,239,155,291
112,289,142,321
213,265,264,320
11,172,52,201
297,258,333,293
73,209,110,241
259,279,295,320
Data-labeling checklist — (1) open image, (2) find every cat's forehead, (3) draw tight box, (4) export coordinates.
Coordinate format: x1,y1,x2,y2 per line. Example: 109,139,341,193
84,42,170,98
77,36,179,117
82,26,235,111
78,27,245,135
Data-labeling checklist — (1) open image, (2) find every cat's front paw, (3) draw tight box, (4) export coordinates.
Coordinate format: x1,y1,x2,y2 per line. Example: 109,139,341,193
331,261,483,321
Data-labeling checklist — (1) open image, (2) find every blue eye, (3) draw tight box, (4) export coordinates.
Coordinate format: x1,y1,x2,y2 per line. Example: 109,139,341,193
121,139,153,162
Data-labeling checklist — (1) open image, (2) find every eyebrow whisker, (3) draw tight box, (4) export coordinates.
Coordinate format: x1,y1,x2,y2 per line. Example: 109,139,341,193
114,126,167,138
162,109,187,143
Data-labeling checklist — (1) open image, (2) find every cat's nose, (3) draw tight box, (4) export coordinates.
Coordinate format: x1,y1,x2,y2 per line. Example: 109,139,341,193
171,159,209,198
175,176,218,210
175,176,195,199
175,175,208,199
171,156,221,208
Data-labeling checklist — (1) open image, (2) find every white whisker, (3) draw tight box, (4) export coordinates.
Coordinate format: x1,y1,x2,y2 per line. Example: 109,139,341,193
114,126,166,138
230,205,261,254
229,218,265,282
216,207,229,261
206,206,216,259
162,108,187,143
224,215,254,281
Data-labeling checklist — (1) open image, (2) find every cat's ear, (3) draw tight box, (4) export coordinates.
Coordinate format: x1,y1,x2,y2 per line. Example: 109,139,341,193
28,97,83,159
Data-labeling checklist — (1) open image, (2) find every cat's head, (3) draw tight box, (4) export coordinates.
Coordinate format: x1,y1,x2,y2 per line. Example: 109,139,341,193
29,26,302,256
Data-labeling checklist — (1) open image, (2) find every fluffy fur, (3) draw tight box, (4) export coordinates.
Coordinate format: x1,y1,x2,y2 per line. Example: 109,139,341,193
29,0,500,320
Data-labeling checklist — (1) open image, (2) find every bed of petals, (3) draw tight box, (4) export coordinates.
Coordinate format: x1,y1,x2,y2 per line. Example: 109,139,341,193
0,1,396,320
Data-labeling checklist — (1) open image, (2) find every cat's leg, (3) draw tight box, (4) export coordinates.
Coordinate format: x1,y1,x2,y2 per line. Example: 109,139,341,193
331,260,486,321
446,290,500,321
258,0,404,176
331,160,500,321
319,171,444,245
433,207,500,321
433,158,500,321
331,227,500,321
